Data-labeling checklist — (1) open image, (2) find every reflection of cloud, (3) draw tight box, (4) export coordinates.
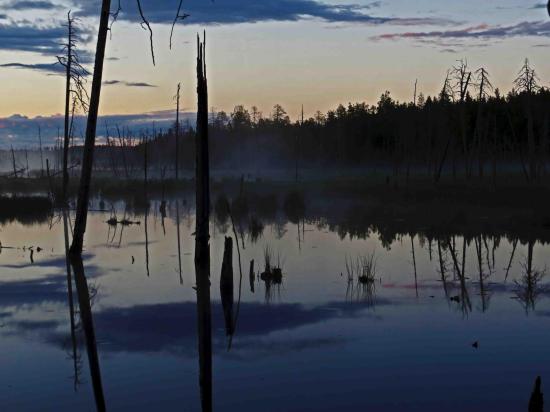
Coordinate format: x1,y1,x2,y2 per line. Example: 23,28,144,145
0,296,389,357
0,253,94,269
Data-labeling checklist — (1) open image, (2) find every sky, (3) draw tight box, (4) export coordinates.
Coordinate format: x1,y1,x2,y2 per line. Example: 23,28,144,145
0,0,549,147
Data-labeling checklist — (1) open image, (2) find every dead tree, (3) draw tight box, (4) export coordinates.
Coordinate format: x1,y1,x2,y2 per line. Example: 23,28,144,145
175,83,181,179
452,59,472,177
514,59,540,182
194,32,212,412
38,126,44,177
70,0,157,255
473,67,493,179
58,11,89,203
70,0,112,256
10,145,17,178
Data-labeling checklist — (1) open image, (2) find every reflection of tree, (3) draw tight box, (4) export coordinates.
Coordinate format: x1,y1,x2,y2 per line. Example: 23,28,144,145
63,209,82,391
474,236,492,312
70,254,106,411
437,239,450,299
514,240,545,313
448,236,472,315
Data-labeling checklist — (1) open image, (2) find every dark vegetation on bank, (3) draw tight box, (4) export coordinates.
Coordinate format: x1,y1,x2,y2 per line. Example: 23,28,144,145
3,174,550,245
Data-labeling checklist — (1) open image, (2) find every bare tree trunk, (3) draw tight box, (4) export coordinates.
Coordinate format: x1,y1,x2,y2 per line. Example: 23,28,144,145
194,33,212,412
175,83,181,180
526,95,536,181
70,0,111,256
10,145,17,178
63,12,73,203
38,126,44,177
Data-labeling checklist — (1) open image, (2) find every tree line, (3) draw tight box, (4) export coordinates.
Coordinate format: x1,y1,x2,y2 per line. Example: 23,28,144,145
128,58,548,183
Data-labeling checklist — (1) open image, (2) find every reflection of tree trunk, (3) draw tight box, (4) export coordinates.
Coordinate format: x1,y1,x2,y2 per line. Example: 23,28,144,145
194,33,212,412
144,137,150,277
448,237,471,313
63,209,79,389
411,235,418,298
475,237,488,312
437,239,449,298
220,237,234,337
504,239,518,281
70,254,106,411
176,200,183,284
249,259,255,293
70,0,112,256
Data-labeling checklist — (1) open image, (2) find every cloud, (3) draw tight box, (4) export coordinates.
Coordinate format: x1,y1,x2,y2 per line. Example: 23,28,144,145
0,62,64,74
0,21,93,60
372,20,550,44
1,1,61,10
103,79,157,87
74,0,455,27
0,110,195,148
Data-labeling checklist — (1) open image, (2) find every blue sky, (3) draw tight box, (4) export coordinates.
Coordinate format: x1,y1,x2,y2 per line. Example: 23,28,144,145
0,0,549,147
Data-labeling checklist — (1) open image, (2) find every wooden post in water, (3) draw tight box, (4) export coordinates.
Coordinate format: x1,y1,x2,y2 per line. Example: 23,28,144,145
194,32,212,412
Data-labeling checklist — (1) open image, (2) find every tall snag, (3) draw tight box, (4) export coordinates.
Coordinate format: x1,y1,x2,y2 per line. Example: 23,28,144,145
70,0,111,256
194,32,212,412
58,11,88,203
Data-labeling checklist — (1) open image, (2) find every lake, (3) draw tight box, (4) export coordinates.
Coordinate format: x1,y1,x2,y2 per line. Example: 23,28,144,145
0,196,547,411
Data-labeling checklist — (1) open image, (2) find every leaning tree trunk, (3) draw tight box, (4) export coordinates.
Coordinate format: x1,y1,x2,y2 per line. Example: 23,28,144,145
194,33,212,412
70,0,111,256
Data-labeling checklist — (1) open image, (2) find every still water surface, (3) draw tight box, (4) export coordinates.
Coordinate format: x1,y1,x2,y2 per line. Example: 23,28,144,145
0,199,548,411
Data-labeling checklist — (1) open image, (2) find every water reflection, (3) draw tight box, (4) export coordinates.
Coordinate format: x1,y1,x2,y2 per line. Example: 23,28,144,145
2,193,550,410
70,253,106,411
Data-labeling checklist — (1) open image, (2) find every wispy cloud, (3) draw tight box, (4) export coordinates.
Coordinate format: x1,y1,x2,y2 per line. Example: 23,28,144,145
104,80,157,88
372,21,550,44
0,62,64,74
